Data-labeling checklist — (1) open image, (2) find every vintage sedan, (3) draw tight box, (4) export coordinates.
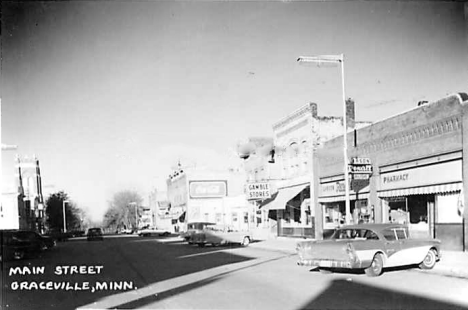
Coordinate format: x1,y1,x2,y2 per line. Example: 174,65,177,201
137,228,171,237
181,222,215,244
86,228,104,241
191,224,252,247
1,230,47,262
296,223,441,277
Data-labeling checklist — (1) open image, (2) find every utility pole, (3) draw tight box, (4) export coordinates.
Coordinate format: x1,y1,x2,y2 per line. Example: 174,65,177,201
63,200,69,233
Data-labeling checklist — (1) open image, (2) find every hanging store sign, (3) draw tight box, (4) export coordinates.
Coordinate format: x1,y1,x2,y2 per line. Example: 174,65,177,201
189,181,227,198
349,157,373,175
245,182,271,200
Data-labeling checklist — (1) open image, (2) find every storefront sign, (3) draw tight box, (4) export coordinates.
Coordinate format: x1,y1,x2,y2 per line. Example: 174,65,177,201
351,157,371,165
189,181,227,198
352,174,370,180
380,160,462,191
245,182,271,200
349,165,373,173
319,180,369,197
349,157,373,175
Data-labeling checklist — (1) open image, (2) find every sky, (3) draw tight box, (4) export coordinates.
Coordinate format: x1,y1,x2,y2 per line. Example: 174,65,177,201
1,1,467,222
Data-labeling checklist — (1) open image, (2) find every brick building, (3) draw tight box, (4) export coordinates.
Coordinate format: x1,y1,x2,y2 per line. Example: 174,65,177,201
314,93,468,251
239,101,370,238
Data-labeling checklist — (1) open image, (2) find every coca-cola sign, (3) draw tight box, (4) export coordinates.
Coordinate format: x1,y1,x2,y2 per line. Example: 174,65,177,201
189,181,227,198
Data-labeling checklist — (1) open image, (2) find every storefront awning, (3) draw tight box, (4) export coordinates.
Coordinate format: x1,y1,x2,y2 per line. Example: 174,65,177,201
318,192,370,203
261,184,308,211
378,182,462,198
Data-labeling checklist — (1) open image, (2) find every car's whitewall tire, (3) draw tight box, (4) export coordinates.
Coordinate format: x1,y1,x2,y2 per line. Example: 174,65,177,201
365,253,384,277
419,249,437,270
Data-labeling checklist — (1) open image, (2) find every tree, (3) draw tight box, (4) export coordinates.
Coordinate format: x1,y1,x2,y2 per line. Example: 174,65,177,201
103,190,143,231
45,191,82,232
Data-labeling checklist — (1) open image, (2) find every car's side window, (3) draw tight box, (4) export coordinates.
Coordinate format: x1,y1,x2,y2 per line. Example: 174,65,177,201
395,229,407,240
382,229,397,241
363,230,379,240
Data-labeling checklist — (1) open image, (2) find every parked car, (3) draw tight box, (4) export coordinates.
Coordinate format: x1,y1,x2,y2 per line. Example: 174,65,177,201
86,228,104,241
296,223,441,277
45,228,69,242
1,230,47,262
120,228,135,234
181,222,215,244
36,233,56,249
191,224,252,247
138,228,171,237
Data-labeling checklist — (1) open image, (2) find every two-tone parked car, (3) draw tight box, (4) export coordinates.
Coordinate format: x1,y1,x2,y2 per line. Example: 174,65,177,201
296,223,441,277
191,224,252,247
137,228,171,237
181,222,216,244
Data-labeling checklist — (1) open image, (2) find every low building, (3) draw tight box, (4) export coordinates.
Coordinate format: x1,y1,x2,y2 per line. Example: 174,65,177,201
166,164,254,233
314,93,468,251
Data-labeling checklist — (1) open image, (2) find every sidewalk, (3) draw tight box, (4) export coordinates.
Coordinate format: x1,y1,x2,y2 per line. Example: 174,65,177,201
250,236,468,279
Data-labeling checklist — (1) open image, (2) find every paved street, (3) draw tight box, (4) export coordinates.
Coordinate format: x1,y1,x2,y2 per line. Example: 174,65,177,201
2,235,468,310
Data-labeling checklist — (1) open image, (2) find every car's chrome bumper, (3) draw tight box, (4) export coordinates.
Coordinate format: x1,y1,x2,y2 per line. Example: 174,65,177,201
297,259,360,269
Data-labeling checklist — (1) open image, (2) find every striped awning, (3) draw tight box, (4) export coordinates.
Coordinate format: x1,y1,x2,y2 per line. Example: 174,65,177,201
378,182,462,198
261,184,308,211
318,192,370,203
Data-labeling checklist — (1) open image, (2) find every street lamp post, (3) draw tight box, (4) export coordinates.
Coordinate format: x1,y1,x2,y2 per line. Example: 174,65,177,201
63,200,69,233
297,54,351,225
129,202,138,230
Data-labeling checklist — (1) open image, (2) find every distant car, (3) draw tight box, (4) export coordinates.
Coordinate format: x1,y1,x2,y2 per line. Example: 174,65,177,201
181,222,216,244
0,230,47,262
86,228,104,241
191,224,252,247
121,228,134,234
137,228,171,237
296,223,441,277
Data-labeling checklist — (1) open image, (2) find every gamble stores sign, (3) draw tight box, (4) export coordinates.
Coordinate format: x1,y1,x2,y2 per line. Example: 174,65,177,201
245,182,271,200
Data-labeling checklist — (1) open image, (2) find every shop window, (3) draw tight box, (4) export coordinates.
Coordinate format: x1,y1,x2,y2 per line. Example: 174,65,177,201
232,212,238,222
408,196,430,224
436,193,462,223
243,212,248,224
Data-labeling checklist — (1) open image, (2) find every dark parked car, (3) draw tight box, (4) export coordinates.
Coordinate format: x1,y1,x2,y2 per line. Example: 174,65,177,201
38,234,57,249
87,228,104,241
1,230,48,262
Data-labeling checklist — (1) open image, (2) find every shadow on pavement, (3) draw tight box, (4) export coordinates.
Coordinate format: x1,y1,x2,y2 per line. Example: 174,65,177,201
2,235,257,310
298,279,468,310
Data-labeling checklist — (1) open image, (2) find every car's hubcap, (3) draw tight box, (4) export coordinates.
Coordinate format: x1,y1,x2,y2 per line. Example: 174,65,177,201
372,258,381,272
424,251,435,265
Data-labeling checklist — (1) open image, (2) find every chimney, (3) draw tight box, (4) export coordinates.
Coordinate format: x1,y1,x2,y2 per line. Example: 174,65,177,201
346,98,355,129
309,102,318,118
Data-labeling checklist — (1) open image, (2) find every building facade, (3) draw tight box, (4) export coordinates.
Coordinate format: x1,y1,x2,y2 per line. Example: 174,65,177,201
259,101,370,238
314,93,468,251
1,155,45,232
166,165,254,233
